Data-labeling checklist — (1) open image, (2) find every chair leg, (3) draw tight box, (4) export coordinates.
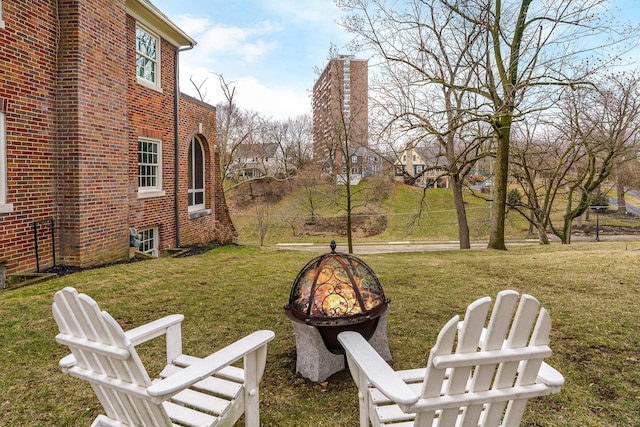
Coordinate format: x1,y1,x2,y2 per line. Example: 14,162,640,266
244,351,261,426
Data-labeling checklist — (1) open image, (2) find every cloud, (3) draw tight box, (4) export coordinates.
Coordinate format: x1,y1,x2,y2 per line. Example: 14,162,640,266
173,16,282,63
172,15,212,35
258,0,343,28
179,66,310,120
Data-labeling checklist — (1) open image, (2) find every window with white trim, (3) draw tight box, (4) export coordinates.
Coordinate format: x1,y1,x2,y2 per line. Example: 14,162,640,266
0,2,5,30
138,227,159,257
135,24,160,90
188,136,205,212
137,138,163,197
0,112,11,213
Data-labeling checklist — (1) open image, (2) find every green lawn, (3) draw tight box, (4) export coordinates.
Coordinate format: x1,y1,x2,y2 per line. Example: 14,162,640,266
230,181,640,246
231,183,535,245
1,242,639,426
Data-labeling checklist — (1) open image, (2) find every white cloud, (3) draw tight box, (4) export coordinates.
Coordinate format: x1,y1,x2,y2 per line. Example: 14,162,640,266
179,66,310,120
172,15,212,35
259,0,343,28
173,17,282,63
166,3,348,119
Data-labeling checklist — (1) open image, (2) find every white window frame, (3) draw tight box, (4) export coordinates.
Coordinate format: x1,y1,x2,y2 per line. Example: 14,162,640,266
0,112,12,213
137,137,165,198
188,136,205,212
0,2,5,30
138,227,159,257
135,23,162,92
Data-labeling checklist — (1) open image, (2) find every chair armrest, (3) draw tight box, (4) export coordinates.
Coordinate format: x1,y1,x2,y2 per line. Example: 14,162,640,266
338,331,418,405
147,330,275,398
125,314,184,346
59,353,76,369
537,361,564,388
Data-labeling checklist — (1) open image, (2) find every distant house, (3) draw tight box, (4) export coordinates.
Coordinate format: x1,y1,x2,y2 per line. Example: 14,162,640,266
0,0,235,278
335,146,382,185
227,143,283,180
394,145,450,188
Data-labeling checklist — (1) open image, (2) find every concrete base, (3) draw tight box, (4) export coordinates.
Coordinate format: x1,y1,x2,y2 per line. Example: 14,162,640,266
290,307,392,382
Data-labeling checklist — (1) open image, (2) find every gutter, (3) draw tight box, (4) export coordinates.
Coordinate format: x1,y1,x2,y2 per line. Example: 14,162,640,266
174,44,195,248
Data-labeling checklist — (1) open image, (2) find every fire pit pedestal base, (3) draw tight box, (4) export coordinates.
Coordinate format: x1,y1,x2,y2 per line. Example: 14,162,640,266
290,306,391,382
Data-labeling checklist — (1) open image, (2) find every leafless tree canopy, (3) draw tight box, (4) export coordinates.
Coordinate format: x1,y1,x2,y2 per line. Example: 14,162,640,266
337,0,640,248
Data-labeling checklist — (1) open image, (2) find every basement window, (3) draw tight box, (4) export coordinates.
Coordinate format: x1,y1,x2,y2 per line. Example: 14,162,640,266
138,227,159,257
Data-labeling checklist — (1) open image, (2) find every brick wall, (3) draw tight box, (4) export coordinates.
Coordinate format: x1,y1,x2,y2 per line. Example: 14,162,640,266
126,15,179,252
56,0,129,267
0,1,58,273
0,1,234,273
178,94,236,246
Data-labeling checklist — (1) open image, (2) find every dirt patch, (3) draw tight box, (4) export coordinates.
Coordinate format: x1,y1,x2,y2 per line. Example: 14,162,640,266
294,213,387,238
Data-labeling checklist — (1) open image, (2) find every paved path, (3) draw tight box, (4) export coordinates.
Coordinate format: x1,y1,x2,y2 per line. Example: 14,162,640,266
274,235,640,255
276,239,541,255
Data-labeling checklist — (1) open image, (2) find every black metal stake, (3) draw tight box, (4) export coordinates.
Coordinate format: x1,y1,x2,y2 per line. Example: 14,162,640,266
595,211,600,242
33,222,40,272
50,218,56,267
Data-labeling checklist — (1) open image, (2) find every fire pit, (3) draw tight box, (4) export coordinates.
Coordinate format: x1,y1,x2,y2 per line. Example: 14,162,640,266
284,241,391,382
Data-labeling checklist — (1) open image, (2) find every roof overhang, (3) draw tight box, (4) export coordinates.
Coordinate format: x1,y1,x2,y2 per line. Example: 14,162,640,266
126,0,196,48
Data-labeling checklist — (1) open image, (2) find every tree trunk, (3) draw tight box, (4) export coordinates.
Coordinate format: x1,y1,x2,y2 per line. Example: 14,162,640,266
616,175,627,214
535,223,549,244
451,178,471,249
488,124,510,250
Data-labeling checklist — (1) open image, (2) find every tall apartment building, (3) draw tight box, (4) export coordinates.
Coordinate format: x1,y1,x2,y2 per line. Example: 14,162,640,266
312,55,369,170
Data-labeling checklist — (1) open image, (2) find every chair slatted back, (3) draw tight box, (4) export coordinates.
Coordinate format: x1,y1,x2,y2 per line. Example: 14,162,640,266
53,287,172,427
414,290,553,427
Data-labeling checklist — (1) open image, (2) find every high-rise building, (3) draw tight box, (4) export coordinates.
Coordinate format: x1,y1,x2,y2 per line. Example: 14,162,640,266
312,55,369,168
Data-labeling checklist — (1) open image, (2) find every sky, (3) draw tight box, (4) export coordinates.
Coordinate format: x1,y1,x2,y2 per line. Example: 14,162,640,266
151,0,640,121
151,0,353,120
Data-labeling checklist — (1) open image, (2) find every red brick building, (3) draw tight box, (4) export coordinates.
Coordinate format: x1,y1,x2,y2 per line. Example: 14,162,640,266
0,0,235,278
312,55,369,169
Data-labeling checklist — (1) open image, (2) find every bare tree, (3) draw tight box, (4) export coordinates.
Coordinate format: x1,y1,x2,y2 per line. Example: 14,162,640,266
510,72,640,243
265,115,313,178
286,114,314,171
255,203,270,246
614,157,640,214
214,74,264,182
295,164,328,220
338,0,640,249
189,75,209,103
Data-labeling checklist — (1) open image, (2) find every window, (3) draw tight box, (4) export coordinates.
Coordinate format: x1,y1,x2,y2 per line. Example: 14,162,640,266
351,155,358,162
0,112,11,213
136,24,160,90
188,136,205,211
0,2,5,29
137,138,164,198
138,227,158,257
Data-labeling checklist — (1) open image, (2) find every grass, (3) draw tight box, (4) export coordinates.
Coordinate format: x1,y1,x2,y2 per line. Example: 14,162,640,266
1,242,639,426
230,181,640,246
230,182,537,245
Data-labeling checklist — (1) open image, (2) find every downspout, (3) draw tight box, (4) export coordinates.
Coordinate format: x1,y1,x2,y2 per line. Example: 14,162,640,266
174,44,194,248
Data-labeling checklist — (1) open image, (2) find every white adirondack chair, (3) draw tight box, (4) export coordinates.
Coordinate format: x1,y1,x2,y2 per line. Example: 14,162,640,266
52,287,275,427
338,290,564,427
